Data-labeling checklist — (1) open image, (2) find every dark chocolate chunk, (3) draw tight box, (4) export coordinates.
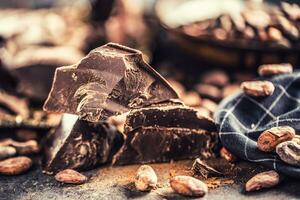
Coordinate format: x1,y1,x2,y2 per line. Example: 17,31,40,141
43,114,123,174
192,158,223,179
113,127,217,165
43,43,178,122
124,102,217,133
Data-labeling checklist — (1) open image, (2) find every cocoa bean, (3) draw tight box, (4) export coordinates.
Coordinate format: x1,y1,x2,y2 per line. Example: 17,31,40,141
0,139,39,155
257,126,295,152
195,84,222,102
181,91,202,107
276,141,300,166
167,79,186,98
0,146,16,160
292,135,300,145
222,84,240,98
16,130,38,141
258,63,293,76
170,175,208,197
241,81,275,97
268,27,283,41
135,165,157,191
220,147,236,162
194,107,212,118
201,99,217,114
243,10,271,29
55,169,87,184
0,156,32,175
245,170,280,192
200,70,229,88
212,28,227,40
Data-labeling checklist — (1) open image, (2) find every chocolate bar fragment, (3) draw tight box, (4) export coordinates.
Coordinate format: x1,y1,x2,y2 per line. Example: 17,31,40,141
113,127,217,165
43,43,178,122
43,114,123,174
124,101,217,133
113,101,218,165
11,46,83,101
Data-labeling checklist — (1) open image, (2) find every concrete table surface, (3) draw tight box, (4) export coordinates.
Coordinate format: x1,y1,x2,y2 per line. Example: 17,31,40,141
1,159,300,200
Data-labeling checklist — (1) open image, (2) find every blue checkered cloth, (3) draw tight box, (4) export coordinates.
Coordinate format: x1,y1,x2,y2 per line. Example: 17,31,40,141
215,71,300,178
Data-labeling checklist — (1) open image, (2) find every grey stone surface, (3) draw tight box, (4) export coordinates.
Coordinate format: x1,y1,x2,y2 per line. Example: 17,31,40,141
0,159,300,200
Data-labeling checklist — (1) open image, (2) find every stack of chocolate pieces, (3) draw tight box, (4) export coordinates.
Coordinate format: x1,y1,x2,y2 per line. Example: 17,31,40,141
113,100,217,165
42,43,218,174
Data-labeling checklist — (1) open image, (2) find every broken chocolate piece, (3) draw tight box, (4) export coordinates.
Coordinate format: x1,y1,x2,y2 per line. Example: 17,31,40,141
43,43,178,122
124,102,217,133
192,158,223,179
43,114,123,174
113,127,217,165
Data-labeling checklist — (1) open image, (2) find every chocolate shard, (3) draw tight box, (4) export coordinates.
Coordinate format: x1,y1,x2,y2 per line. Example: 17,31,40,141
113,127,217,165
192,158,223,179
42,114,123,174
43,43,178,122
124,101,217,133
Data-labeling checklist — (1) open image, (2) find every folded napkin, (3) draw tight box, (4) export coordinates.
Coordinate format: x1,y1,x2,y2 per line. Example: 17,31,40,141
215,71,300,178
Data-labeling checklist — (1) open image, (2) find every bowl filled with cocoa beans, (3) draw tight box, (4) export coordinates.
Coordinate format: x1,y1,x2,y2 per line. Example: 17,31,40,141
155,0,300,68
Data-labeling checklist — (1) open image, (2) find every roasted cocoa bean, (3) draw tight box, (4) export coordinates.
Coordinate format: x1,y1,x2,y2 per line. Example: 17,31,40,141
257,126,295,152
55,169,87,184
292,135,300,145
170,175,208,197
16,130,38,141
276,141,300,166
0,156,32,175
241,81,275,97
200,70,229,87
0,146,16,160
201,99,218,114
245,170,280,192
0,139,39,155
220,147,236,162
195,84,222,102
135,165,157,191
167,79,186,98
181,91,202,107
268,27,283,41
222,84,240,98
194,107,212,118
258,63,293,76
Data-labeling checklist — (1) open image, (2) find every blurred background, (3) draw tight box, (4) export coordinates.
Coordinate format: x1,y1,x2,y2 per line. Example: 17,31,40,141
0,0,299,134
